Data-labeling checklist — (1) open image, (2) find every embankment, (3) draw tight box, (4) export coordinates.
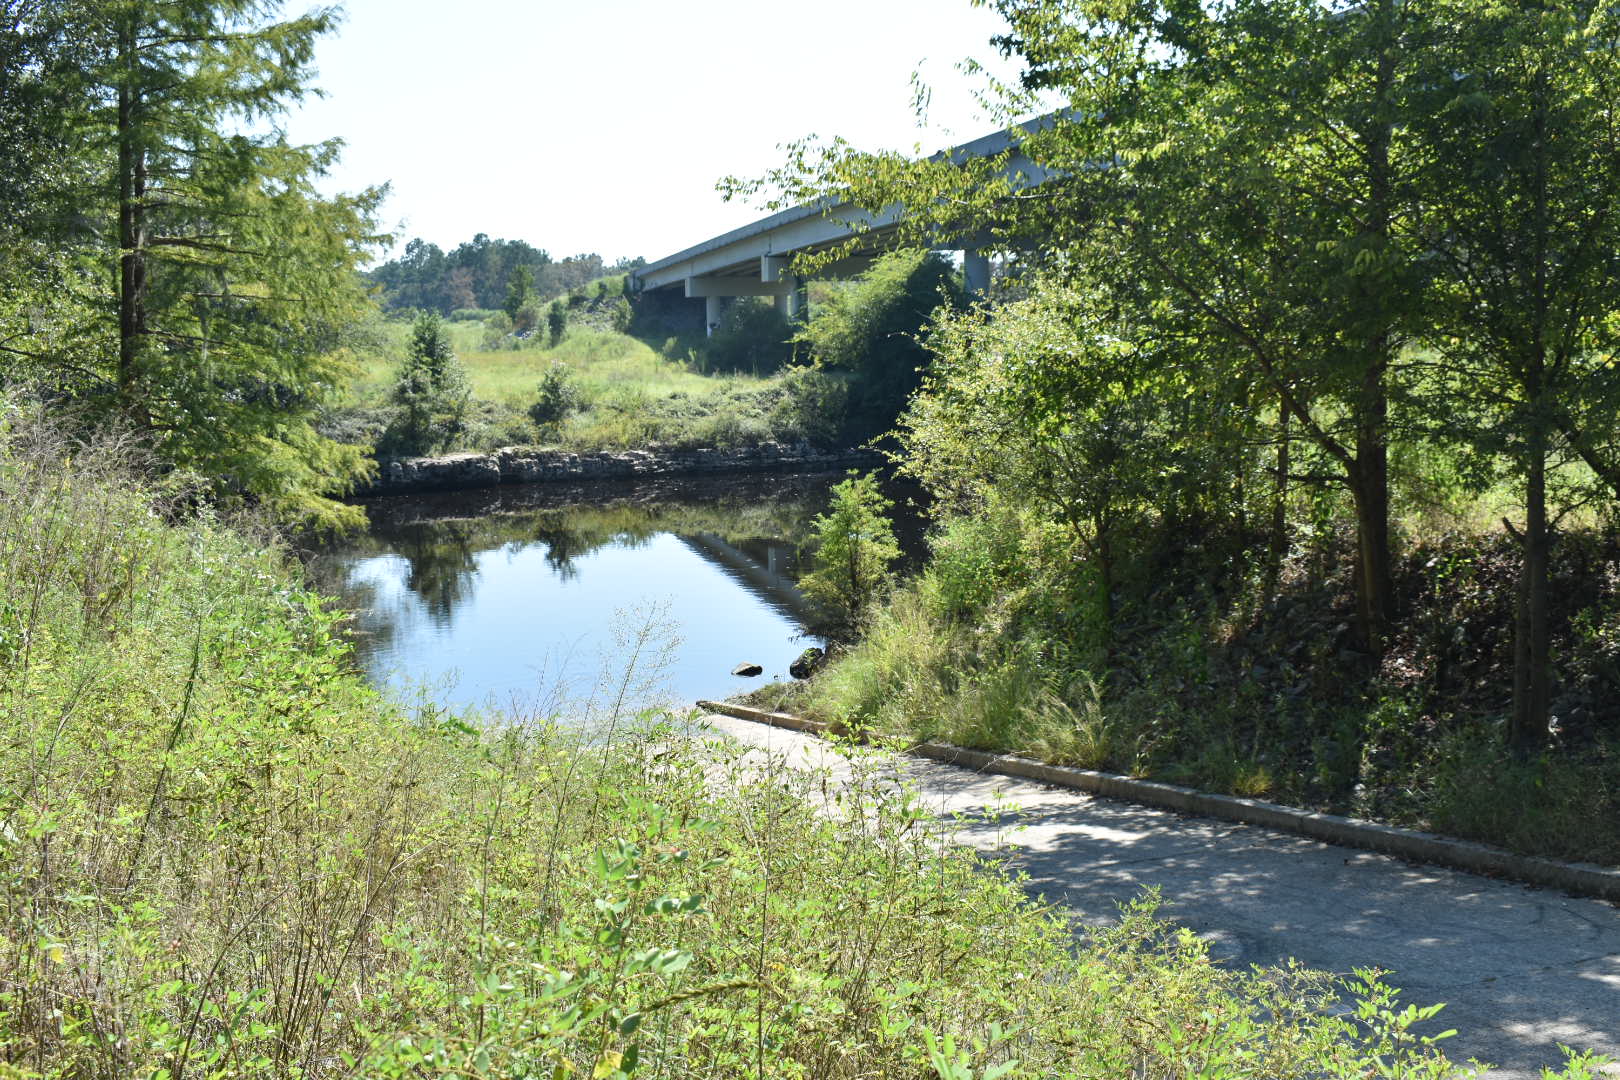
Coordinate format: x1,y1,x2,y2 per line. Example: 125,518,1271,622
358,441,881,496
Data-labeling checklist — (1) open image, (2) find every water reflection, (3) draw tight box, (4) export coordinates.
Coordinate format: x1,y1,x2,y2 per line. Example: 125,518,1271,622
306,471,924,713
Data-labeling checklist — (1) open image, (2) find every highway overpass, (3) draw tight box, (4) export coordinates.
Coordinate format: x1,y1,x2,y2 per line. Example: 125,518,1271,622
630,117,1056,333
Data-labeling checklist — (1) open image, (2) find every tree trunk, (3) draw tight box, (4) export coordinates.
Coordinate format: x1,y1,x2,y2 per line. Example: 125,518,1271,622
115,18,146,420
1342,8,1398,657
1511,385,1552,752
1347,457,1393,656
1267,388,1291,595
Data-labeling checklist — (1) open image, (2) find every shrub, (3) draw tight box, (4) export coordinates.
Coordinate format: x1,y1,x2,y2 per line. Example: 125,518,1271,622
798,249,964,441
768,364,848,446
514,297,543,335
480,309,514,349
701,297,793,375
386,312,472,456
547,303,568,345
529,362,583,431
803,471,901,634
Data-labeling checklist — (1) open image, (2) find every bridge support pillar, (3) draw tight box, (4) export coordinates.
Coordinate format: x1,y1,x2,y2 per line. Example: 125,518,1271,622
964,249,991,295
705,295,723,336
786,275,808,320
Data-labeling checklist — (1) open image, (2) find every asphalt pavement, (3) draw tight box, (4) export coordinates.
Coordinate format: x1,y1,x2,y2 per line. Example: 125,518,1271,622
699,712,1620,1078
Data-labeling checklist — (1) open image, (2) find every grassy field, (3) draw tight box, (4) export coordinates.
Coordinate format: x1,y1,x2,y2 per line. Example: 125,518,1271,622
339,305,844,455
348,325,729,408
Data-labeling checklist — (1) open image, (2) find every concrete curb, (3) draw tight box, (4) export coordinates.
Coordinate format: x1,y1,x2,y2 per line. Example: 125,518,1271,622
696,699,1620,903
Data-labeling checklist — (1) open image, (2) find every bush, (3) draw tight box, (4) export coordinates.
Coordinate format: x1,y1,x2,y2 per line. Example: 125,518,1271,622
799,249,964,441
802,471,901,635
528,362,583,431
768,364,848,446
480,309,514,349
514,297,543,335
547,303,568,345
701,297,793,375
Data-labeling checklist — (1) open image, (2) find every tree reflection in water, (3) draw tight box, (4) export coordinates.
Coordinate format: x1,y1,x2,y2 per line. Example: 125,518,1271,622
305,471,927,706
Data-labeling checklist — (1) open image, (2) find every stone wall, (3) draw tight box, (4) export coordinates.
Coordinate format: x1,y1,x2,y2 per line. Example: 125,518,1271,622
356,442,882,497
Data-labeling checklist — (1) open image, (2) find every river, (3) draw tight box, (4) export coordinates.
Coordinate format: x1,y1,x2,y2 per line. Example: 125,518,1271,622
307,470,925,715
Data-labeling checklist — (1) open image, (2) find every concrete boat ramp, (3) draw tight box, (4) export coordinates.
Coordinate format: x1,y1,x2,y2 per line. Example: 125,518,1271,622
697,711,1620,1078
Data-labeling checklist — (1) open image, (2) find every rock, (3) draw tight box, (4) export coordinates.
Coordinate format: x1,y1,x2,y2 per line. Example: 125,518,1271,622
732,662,763,678
356,443,886,497
789,647,825,680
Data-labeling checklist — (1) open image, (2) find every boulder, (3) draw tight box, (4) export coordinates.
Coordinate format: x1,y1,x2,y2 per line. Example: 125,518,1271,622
732,661,764,678
789,647,826,680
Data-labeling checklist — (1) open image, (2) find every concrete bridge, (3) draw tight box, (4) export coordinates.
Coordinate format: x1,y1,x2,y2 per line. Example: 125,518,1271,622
630,117,1057,334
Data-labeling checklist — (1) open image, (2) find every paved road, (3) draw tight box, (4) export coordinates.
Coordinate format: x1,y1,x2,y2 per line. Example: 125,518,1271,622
700,713,1620,1078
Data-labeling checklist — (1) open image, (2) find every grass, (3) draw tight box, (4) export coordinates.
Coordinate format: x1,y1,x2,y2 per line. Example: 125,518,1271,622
784,505,1620,868
338,308,846,458
349,326,731,410
6,396,1597,1078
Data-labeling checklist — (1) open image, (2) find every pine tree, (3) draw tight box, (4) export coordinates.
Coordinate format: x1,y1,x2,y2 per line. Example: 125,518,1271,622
390,313,470,455
12,0,386,527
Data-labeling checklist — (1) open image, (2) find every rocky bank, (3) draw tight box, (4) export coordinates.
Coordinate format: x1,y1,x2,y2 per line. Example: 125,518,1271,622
357,442,882,496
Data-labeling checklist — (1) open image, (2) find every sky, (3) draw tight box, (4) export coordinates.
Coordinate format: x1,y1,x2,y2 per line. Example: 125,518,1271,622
282,0,1024,265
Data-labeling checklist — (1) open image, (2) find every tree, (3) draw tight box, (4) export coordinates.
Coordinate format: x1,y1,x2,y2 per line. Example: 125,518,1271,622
803,472,901,634
1410,0,1620,749
547,303,568,346
797,250,964,442
4,0,386,527
1,1,105,392
390,313,470,456
732,0,1434,654
906,279,1252,645
502,264,533,323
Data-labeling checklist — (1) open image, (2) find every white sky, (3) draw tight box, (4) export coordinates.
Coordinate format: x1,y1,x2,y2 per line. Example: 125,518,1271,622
283,0,1022,265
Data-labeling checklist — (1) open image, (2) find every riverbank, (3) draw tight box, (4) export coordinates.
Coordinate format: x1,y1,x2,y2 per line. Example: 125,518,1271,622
357,440,881,496
7,403,1529,1078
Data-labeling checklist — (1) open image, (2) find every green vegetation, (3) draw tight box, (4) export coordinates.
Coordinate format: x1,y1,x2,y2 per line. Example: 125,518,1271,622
797,250,965,443
386,313,473,456
0,0,383,528
368,234,639,317
730,0,1620,867
4,398,1579,1078
802,471,902,634
328,255,949,461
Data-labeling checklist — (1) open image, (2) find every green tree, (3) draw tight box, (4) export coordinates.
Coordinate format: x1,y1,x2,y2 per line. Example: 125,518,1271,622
907,279,1251,645
547,303,568,346
803,472,901,633
733,0,1433,654
4,0,386,526
390,313,471,456
1409,0,1620,749
503,263,533,323
797,250,964,442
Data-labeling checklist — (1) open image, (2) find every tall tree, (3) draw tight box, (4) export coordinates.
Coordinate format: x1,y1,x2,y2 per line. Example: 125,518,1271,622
1412,0,1620,749
6,0,385,526
730,0,1433,654
503,263,533,323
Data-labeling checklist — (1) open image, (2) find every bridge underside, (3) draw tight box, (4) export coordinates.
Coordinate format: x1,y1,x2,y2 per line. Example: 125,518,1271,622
632,123,1046,334
640,234,991,336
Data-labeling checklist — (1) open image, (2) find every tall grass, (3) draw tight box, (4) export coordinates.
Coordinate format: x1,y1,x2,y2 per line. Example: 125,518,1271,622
1,398,1594,1077
340,322,812,455
794,507,1620,866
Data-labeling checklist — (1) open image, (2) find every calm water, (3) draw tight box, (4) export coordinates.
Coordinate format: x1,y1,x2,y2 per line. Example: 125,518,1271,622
308,471,925,714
